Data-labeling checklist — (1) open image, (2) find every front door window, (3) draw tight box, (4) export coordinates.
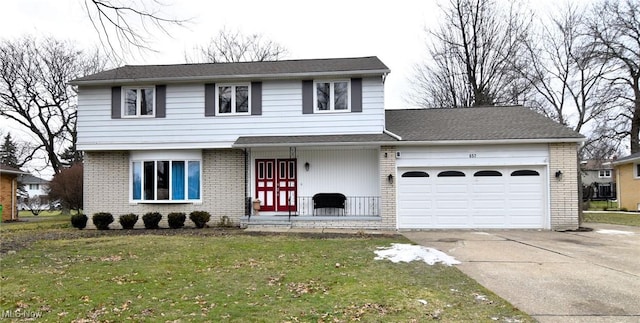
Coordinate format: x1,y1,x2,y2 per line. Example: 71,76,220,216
255,159,297,212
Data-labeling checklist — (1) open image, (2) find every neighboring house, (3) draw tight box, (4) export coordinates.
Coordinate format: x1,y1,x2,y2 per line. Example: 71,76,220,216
580,160,616,200
0,165,29,221
71,56,584,230
18,174,51,211
612,152,640,211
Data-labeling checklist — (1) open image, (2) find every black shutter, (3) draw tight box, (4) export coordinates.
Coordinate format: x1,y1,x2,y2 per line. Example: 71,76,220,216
155,85,166,118
204,83,216,116
302,80,313,114
111,86,121,119
251,82,262,115
351,78,362,113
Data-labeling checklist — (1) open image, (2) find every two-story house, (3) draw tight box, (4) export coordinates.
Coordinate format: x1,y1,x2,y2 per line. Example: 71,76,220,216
71,56,584,230
580,160,616,201
18,174,51,210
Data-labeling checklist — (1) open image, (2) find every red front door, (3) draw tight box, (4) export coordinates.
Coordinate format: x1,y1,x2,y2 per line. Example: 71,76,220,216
255,159,297,212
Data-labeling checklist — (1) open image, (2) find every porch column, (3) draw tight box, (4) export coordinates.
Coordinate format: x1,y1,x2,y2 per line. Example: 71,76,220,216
380,146,397,229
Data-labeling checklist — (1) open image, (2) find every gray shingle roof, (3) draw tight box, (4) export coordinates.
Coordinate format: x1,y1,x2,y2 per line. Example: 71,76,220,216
234,133,396,147
71,56,389,85
385,106,583,141
613,152,640,164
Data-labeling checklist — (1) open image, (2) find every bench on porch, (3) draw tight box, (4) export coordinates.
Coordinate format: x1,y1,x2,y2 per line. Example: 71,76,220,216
313,193,346,216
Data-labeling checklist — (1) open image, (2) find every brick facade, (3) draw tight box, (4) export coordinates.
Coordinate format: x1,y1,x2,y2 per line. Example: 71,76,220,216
548,143,580,230
84,149,245,229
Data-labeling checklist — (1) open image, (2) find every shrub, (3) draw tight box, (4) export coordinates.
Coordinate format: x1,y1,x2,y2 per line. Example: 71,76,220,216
119,213,139,229
167,212,186,229
92,212,114,230
142,212,162,229
189,211,211,228
217,215,232,227
71,214,88,230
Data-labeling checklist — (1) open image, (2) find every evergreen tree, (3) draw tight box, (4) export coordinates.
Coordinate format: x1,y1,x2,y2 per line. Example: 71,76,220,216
0,133,19,168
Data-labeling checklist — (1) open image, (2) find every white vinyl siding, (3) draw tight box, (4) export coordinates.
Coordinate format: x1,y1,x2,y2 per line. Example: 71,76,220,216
249,148,379,198
76,77,385,151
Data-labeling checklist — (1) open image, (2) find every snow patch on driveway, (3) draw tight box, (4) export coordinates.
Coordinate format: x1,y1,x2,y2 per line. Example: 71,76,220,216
374,243,461,266
596,229,634,236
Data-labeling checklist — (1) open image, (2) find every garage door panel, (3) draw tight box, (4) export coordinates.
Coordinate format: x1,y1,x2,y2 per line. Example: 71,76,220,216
472,184,505,193
398,166,547,229
435,184,468,193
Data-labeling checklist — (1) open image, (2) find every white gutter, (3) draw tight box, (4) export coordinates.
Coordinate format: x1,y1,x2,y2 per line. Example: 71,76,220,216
69,69,391,86
391,138,585,146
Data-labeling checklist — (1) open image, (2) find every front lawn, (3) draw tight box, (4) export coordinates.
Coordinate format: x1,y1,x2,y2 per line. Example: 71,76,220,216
0,227,532,322
584,212,640,227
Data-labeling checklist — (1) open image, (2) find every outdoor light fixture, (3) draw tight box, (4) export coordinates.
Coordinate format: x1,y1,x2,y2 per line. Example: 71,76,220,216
387,174,394,184
555,170,563,179
305,162,310,171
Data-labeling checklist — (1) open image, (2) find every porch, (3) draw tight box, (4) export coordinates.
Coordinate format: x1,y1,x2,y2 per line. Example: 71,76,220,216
241,195,382,229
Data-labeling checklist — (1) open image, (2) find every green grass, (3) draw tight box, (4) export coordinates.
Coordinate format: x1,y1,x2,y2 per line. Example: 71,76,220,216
585,200,619,211
0,214,70,232
584,212,640,226
0,232,532,322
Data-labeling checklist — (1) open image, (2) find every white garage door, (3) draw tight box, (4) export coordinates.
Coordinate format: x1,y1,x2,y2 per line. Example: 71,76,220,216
397,167,547,229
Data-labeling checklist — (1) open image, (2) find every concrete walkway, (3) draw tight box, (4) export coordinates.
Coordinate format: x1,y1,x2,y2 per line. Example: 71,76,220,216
402,224,640,322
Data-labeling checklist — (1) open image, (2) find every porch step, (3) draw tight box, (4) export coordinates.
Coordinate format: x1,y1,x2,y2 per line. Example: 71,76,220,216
241,219,292,230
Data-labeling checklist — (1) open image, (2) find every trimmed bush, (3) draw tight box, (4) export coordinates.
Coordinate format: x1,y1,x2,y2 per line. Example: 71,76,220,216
142,212,162,229
189,211,211,228
92,212,114,230
119,213,138,229
167,212,186,229
71,214,88,230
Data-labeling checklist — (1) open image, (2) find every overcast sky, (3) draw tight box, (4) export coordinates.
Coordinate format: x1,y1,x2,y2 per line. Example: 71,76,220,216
1,0,568,177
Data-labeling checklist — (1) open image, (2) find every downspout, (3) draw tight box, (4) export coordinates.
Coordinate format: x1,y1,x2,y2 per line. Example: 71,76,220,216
11,177,16,220
383,129,402,141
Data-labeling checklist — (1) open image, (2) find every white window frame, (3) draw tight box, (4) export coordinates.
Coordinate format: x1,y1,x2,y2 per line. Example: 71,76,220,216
215,83,251,116
598,169,612,178
129,150,202,204
635,163,640,178
122,86,156,118
313,80,351,113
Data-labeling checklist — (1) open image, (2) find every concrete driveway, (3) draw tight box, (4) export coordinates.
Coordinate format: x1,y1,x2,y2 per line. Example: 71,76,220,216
402,223,640,322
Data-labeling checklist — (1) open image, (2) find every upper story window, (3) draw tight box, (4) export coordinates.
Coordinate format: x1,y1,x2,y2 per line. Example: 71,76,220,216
216,84,250,115
599,169,612,178
123,87,155,117
314,80,350,112
29,184,39,190
635,163,640,178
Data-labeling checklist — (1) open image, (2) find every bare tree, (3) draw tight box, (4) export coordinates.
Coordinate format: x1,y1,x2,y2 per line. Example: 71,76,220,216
587,0,640,153
409,0,531,108
83,0,188,61
517,3,622,159
186,27,288,63
0,36,108,174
